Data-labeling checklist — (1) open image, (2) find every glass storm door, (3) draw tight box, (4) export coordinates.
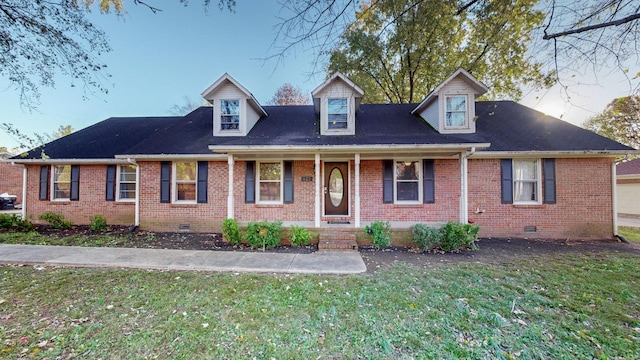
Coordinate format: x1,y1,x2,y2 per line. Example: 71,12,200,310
324,162,349,216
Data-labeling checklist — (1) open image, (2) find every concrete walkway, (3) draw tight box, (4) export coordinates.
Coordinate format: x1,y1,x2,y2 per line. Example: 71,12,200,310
0,244,366,274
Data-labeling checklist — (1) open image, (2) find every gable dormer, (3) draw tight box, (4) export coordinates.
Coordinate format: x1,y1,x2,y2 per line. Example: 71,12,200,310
411,68,488,134
201,73,268,137
312,72,364,136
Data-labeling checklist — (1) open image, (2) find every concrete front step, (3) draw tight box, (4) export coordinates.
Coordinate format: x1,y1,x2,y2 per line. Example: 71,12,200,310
318,232,358,251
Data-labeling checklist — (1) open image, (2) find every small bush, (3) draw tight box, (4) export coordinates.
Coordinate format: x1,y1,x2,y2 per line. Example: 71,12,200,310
289,225,311,246
90,215,108,231
244,221,282,249
440,222,479,252
39,212,72,230
364,221,391,249
222,218,242,245
0,214,34,232
410,224,442,251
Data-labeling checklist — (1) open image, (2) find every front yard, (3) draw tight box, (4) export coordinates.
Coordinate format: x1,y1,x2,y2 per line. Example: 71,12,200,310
1,254,639,359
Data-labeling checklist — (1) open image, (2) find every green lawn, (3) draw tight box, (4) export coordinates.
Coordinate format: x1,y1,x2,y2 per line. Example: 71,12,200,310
619,226,640,242
1,254,639,359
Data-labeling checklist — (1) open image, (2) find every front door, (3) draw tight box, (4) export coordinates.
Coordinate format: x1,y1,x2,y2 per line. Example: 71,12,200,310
324,162,349,216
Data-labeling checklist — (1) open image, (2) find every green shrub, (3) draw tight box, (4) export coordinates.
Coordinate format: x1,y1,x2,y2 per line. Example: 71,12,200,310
90,215,108,231
0,213,34,231
289,225,311,246
364,221,391,249
410,224,442,251
222,218,242,245
38,212,72,230
440,222,479,252
244,221,282,249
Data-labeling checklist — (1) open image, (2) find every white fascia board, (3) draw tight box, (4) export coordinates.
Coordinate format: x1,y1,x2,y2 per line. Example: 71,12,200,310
201,73,268,117
470,150,640,159
115,154,229,161
9,158,131,165
311,72,365,98
617,174,640,179
411,68,489,115
209,143,491,154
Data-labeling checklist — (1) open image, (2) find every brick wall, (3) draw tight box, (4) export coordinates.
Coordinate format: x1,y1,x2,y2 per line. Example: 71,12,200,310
468,158,614,239
25,164,135,225
0,162,23,204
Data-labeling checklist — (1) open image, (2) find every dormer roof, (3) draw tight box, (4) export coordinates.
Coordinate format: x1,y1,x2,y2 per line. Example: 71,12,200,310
201,73,268,117
411,68,488,115
311,72,364,114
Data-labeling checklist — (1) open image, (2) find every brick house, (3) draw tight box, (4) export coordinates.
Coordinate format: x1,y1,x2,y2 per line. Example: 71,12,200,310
11,69,638,240
0,151,23,205
617,158,640,217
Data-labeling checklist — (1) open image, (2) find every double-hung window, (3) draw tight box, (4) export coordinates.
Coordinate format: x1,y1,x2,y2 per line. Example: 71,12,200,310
445,95,467,128
513,159,541,204
174,161,197,203
221,99,240,130
117,165,136,201
257,162,282,203
52,165,71,200
395,160,421,203
328,98,348,129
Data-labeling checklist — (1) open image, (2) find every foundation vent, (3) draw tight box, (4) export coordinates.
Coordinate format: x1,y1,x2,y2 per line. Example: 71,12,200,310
524,225,537,233
179,224,191,231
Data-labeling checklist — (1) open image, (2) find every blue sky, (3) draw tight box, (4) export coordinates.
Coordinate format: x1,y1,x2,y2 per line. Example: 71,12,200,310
0,1,637,150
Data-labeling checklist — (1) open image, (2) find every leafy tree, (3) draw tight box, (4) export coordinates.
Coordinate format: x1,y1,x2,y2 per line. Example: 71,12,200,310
327,0,552,103
584,95,640,150
52,125,75,139
273,0,640,89
268,83,309,105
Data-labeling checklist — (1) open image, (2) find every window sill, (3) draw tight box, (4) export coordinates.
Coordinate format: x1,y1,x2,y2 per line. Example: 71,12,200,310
49,200,70,204
393,203,424,207
115,200,135,205
171,202,198,208
512,203,544,208
255,203,284,208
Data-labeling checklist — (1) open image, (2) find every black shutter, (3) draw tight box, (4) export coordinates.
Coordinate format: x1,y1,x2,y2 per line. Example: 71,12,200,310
423,159,435,204
245,161,255,203
39,165,49,200
501,159,513,204
106,165,116,201
160,161,171,203
383,160,394,204
197,161,208,203
284,161,294,203
543,158,556,204
70,165,80,201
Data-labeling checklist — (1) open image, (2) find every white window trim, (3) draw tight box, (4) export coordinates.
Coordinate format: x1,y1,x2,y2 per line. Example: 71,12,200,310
51,165,71,201
220,99,241,132
116,164,137,202
327,98,348,130
256,161,284,204
393,159,422,205
443,94,469,129
512,159,542,205
172,161,197,204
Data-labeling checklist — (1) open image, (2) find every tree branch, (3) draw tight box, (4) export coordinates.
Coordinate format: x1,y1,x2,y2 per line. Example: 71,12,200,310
543,12,640,39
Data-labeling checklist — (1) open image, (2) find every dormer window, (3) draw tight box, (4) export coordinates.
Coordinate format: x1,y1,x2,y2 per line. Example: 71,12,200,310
445,95,467,128
328,98,348,129
221,99,240,130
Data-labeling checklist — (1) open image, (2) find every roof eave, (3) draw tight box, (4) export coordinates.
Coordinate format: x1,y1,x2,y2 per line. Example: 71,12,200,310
471,150,640,159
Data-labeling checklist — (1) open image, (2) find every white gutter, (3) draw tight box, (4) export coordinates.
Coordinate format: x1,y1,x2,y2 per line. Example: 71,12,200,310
115,154,228,161
209,143,491,154
471,150,640,159
127,158,140,227
10,158,131,165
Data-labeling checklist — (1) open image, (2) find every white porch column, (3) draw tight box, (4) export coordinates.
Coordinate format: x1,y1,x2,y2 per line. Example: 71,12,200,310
460,153,469,224
315,153,321,228
21,166,27,220
354,153,361,228
227,155,235,219
612,161,618,235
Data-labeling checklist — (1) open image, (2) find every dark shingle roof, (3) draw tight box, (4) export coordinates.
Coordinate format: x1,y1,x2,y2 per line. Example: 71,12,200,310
617,158,640,175
17,101,633,160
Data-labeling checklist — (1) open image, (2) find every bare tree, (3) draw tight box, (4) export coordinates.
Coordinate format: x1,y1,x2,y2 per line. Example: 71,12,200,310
268,83,310,105
169,96,210,115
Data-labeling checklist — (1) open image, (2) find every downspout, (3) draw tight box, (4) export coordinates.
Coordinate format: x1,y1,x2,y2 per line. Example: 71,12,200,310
19,163,27,219
128,158,140,228
459,147,476,224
